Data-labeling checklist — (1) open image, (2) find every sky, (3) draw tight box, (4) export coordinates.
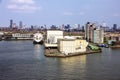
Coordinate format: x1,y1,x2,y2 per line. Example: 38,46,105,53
0,0,120,27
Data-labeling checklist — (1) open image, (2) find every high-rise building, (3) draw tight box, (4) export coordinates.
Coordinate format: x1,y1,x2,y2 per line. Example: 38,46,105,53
84,22,91,41
61,24,64,30
93,29,104,44
10,19,13,28
89,25,95,42
78,24,80,30
84,22,104,43
84,22,96,41
113,24,117,31
64,24,71,31
19,21,23,29
82,26,84,31
31,25,34,29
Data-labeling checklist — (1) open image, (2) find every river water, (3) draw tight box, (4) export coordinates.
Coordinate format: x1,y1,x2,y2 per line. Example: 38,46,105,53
0,41,120,80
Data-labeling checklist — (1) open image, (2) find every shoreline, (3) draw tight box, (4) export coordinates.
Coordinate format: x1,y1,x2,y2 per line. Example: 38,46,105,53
110,45,120,48
0,39,33,41
44,48,102,58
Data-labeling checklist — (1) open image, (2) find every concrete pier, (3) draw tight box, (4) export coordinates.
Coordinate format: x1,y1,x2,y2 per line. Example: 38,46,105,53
44,48,102,58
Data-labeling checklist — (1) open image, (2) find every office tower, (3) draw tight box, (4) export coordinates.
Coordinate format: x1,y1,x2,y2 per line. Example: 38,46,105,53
19,21,23,29
67,24,70,29
61,24,64,30
78,24,80,30
64,24,71,31
82,26,84,31
89,24,95,42
10,19,13,28
31,25,34,29
84,22,93,41
84,22,90,40
113,24,117,31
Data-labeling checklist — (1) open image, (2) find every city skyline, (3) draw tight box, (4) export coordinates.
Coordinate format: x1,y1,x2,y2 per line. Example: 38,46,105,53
0,0,120,27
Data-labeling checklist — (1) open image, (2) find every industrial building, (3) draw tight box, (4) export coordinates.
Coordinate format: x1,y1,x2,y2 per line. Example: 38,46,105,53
58,39,88,55
44,30,64,48
12,33,33,40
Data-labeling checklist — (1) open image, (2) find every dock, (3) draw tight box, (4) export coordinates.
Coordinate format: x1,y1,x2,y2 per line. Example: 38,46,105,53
44,48,102,58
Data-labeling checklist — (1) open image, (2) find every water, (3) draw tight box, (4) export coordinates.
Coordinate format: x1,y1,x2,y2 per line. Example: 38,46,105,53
0,41,120,80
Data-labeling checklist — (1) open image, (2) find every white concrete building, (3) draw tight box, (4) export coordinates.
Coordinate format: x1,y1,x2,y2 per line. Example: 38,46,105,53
12,33,32,39
47,30,63,44
58,39,88,55
45,30,64,48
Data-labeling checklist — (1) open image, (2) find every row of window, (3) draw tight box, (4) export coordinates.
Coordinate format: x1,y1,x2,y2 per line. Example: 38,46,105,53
12,34,32,38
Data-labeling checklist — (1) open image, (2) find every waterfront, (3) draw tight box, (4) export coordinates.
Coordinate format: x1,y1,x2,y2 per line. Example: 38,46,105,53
0,41,120,80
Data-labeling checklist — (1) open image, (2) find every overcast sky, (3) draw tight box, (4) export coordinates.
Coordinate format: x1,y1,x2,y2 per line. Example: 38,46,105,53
0,0,120,27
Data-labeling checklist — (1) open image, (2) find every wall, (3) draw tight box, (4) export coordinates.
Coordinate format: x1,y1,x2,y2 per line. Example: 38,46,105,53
58,39,88,55
47,30,63,44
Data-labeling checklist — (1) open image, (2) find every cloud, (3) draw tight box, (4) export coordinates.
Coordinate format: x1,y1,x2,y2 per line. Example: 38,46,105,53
11,0,35,4
63,12,73,16
63,12,86,16
7,4,41,13
6,0,41,13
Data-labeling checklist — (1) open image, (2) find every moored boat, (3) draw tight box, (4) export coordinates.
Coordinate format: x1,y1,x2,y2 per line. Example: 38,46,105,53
33,32,43,44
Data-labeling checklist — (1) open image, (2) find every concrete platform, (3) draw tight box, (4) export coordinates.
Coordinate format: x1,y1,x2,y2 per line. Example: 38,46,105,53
44,43,57,48
44,48,102,58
